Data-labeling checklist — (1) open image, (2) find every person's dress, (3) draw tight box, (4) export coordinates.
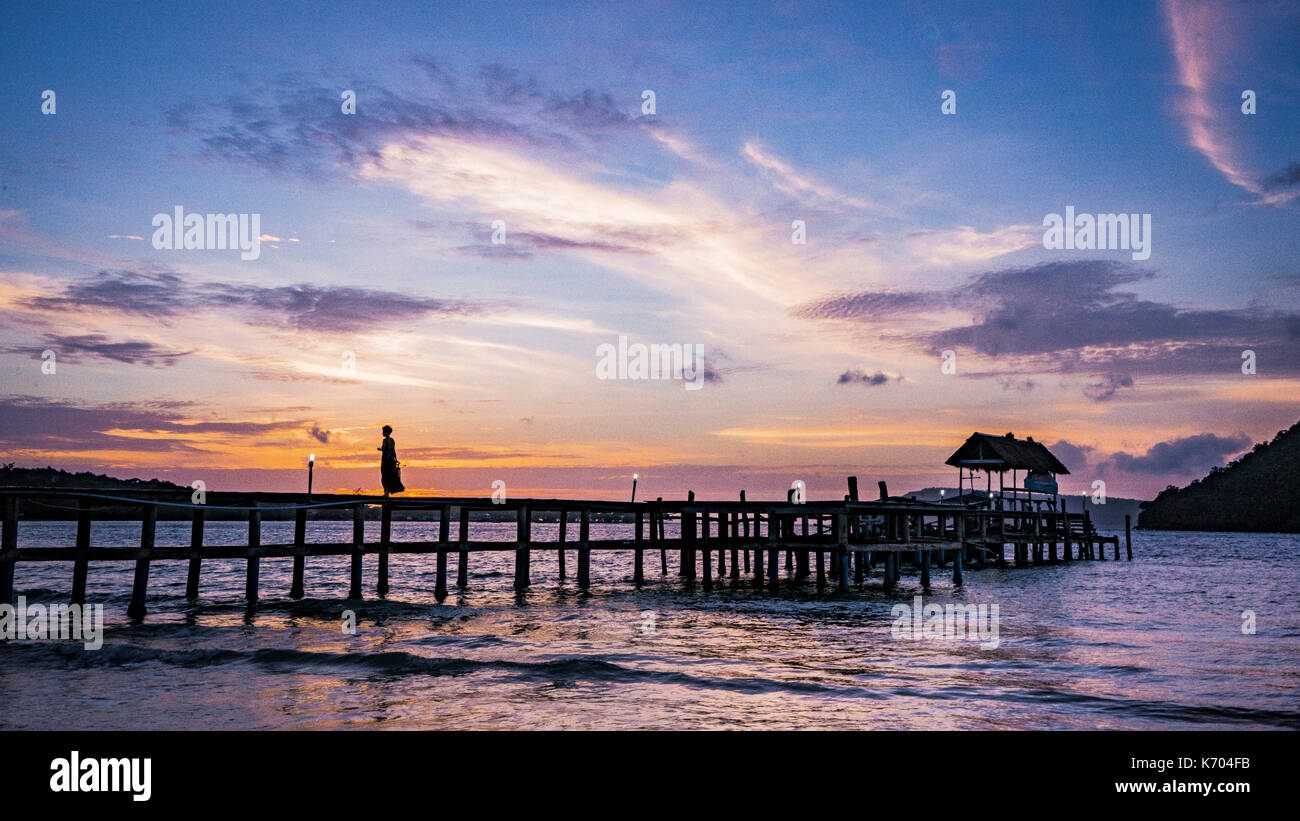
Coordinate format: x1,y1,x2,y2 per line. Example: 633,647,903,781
380,437,405,494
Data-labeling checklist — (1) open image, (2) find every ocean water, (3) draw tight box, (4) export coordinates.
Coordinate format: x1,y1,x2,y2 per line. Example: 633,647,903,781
2,520,1297,730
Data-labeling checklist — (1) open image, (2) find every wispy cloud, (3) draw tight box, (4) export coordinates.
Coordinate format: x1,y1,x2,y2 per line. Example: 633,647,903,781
1163,0,1297,205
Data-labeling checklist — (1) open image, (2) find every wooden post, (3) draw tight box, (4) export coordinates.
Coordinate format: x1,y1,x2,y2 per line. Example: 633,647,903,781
1061,499,1072,562
767,508,779,591
646,506,658,578
783,497,793,575
883,551,896,592
701,510,713,591
1048,504,1058,563
847,476,859,502
0,496,16,607
290,506,306,598
681,491,695,578
73,498,92,605
953,514,965,586
634,508,644,585
740,491,750,573
436,504,450,600
796,514,810,579
577,509,590,590
816,538,826,590
515,505,531,591
558,511,567,579
920,549,930,589
657,499,668,575
378,502,392,596
457,507,470,589
349,503,365,600
714,510,725,577
1037,507,1045,564
835,512,849,592
730,511,740,581
126,503,156,618
245,505,261,603
1125,514,1133,560
1089,510,1101,560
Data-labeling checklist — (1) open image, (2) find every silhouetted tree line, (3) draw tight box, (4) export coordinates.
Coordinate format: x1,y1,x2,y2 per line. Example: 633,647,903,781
1138,420,1300,533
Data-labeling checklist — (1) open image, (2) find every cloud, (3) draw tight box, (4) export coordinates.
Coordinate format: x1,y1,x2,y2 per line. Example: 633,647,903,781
23,270,190,317
26,334,189,367
794,290,941,321
904,224,1038,266
23,270,487,334
1263,162,1300,192
164,63,651,179
836,368,901,386
0,396,303,454
1108,433,1250,475
308,425,330,444
795,259,1300,389
1047,439,1094,473
1082,373,1134,402
1162,0,1297,205
742,141,884,213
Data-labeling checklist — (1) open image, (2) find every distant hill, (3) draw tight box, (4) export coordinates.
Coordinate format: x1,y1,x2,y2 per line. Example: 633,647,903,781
1138,421,1300,533
903,486,1143,529
0,464,184,491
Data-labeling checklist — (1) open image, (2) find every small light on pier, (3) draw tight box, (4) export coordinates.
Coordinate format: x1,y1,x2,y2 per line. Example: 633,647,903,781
307,453,315,498
631,473,638,503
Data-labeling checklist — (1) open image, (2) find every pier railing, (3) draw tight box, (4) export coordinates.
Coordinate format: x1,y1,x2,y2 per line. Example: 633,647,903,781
0,485,1131,616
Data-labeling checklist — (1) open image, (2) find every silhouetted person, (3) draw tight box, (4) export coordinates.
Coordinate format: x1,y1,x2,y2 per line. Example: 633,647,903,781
378,425,404,496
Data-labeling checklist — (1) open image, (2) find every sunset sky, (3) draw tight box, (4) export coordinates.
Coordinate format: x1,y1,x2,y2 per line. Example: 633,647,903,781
2,0,1298,501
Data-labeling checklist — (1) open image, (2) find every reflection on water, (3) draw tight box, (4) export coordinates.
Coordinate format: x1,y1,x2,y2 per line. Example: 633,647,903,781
2,521,1298,729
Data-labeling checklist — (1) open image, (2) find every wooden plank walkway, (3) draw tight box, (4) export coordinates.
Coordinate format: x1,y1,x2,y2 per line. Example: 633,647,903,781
0,480,1131,617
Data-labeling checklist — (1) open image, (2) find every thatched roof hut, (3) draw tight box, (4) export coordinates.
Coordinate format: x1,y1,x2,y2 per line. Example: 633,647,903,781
945,432,1070,501
945,432,1070,475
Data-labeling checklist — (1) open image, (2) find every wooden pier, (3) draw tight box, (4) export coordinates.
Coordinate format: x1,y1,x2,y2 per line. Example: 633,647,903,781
0,480,1129,616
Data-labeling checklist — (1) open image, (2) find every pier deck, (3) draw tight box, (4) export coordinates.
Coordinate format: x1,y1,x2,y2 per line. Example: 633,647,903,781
0,481,1130,617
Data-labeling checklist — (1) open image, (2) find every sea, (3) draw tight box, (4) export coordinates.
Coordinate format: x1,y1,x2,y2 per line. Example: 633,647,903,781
2,521,1297,730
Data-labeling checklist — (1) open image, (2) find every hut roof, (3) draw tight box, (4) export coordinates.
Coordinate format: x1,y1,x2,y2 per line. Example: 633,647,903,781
944,432,1070,475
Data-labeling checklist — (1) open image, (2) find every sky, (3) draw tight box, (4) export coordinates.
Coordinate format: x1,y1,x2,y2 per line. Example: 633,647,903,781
1,0,1298,501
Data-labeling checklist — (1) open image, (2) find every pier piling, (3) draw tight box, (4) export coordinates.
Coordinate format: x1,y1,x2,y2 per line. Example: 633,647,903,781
72,498,91,606
126,503,156,618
